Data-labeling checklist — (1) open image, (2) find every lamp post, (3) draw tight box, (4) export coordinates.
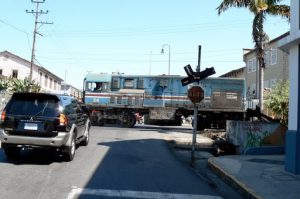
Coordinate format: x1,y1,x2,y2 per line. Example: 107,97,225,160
161,44,171,75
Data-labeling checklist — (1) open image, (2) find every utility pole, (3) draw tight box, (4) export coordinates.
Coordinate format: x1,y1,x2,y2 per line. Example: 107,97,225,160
26,0,52,82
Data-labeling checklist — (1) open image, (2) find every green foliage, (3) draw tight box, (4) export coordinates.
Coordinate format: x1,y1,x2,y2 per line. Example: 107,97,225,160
265,80,289,125
0,77,41,93
0,78,9,91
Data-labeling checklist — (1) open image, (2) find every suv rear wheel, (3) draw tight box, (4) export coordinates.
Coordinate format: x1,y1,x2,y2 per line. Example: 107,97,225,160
4,147,21,159
64,135,76,161
82,130,89,146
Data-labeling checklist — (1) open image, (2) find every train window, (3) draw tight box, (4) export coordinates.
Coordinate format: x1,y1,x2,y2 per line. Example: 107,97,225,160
85,82,94,91
94,82,103,92
110,96,115,104
124,79,134,88
117,96,122,104
137,79,144,89
112,78,120,89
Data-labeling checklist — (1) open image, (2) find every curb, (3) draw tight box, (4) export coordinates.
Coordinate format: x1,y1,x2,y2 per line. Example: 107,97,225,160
207,158,262,199
167,140,213,151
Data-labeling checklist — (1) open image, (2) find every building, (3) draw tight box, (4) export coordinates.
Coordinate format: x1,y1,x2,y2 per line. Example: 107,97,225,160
279,0,300,174
243,33,289,108
60,83,82,100
219,67,245,78
0,50,63,93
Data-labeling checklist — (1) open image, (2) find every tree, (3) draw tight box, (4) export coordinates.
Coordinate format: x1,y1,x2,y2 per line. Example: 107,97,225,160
217,0,290,111
265,80,289,125
8,77,41,93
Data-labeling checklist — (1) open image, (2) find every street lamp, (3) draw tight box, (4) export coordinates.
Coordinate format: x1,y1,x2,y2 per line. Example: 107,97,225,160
161,44,171,75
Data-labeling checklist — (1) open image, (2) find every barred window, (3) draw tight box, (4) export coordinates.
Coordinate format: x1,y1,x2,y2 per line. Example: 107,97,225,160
12,70,18,78
271,49,277,65
137,79,144,89
112,78,119,89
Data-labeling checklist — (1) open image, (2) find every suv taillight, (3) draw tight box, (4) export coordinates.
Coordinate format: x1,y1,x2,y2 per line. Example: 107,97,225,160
59,114,67,126
1,111,6,123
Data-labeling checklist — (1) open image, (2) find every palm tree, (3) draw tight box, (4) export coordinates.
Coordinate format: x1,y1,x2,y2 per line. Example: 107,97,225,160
217,0,290,111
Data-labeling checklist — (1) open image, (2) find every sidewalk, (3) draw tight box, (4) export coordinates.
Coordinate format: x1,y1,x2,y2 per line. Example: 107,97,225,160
208,155,300,199
167,128,300,199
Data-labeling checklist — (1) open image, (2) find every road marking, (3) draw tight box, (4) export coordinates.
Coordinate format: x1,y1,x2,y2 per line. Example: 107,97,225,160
67,187,222,199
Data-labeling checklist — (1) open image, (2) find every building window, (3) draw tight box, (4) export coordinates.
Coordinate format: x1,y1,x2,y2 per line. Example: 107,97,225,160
271,49,277,65
45,75,48,87
50,78,53,89
247,60,252,73
252,58,256,72
247,58,256,73
265,51,270,67
39,72,42,84
251,83,256,95
12,70,18,78
54,80,57,90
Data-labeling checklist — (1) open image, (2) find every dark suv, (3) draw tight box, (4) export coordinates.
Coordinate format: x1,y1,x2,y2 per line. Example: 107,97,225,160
0,92,90,161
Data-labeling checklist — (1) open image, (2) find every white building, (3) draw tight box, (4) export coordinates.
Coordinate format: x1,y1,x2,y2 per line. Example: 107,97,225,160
279,0,300,174
0,51,63,93
60,83,82,100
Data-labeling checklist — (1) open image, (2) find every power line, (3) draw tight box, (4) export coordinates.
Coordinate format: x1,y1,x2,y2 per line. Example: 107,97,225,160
44,20,285,38
0,18,32,53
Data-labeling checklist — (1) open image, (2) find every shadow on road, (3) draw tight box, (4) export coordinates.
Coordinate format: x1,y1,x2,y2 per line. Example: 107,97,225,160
0,148,65,165
76,137,218,199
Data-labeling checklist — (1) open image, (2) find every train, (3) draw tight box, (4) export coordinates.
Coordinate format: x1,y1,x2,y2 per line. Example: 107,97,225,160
82,72,246,129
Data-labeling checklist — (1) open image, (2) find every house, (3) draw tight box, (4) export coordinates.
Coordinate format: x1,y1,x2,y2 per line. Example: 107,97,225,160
60,83,82,100
243,32,289,107
0,50,63,93
219,67,245,78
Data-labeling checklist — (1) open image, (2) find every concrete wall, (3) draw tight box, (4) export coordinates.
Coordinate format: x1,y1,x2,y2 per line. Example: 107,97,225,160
227,120,286,154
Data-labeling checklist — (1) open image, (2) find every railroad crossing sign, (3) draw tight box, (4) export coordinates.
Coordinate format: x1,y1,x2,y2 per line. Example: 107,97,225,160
188,86,204,104
181,65,216,86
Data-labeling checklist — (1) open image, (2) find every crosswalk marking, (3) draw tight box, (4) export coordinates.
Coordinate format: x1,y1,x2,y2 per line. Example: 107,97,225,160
67,187,223,199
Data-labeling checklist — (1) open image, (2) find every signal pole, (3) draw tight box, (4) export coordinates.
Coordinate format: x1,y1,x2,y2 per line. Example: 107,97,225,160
26,0,52,82
191,45,201,167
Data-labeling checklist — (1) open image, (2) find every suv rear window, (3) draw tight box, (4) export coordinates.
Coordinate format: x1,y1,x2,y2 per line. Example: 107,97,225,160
5,93,60,117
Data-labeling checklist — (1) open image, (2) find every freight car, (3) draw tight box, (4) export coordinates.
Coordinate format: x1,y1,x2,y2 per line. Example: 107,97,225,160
83,72,245,129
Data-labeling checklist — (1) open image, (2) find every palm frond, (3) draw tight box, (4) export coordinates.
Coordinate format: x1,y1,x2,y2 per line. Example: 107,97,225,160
217,0,251,15
267,4,290,19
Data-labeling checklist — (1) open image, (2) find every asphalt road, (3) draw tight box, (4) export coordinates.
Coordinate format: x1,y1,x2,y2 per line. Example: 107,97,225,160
0,125,222,199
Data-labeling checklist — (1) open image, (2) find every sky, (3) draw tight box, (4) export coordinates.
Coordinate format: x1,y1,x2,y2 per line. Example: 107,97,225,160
0,0,290,89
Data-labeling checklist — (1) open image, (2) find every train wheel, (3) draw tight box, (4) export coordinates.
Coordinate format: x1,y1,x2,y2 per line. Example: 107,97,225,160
121,114,136,128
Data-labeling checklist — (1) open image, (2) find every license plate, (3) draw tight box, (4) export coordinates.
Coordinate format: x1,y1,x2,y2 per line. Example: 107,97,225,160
24,123,38,130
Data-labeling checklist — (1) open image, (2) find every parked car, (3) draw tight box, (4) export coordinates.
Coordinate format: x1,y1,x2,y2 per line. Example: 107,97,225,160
0,93,91,161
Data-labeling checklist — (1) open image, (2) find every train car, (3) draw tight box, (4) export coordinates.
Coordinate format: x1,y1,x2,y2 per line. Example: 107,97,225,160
83,72,245,129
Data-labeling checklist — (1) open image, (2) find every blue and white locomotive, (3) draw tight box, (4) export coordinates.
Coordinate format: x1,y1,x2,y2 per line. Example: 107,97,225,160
83,72,245,129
